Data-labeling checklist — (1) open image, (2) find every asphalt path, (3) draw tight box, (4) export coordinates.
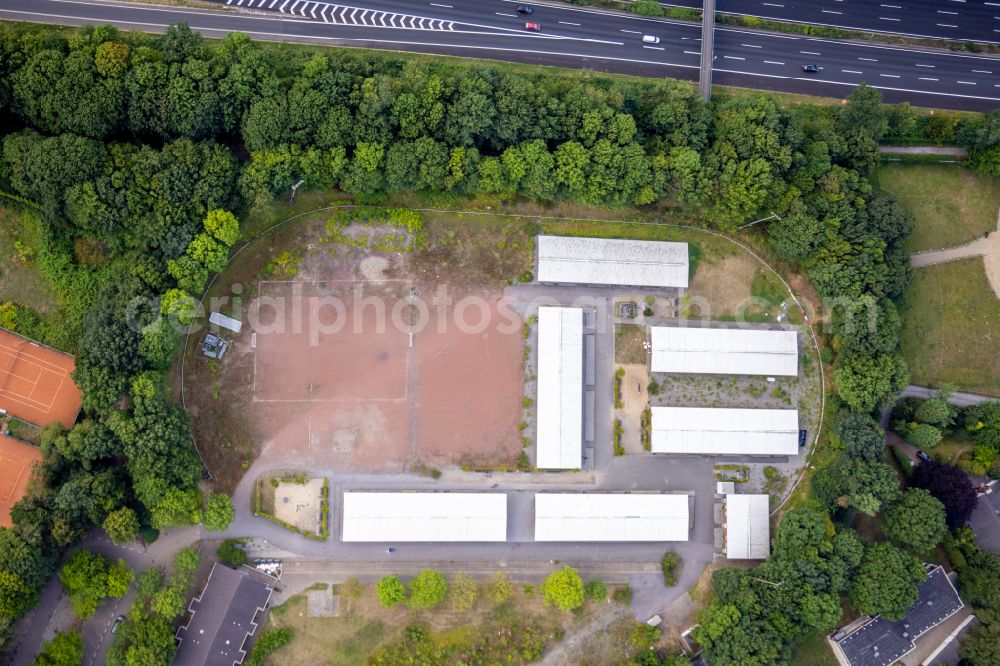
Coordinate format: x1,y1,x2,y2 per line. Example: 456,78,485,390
661,0,1000,45
4,0,1000,111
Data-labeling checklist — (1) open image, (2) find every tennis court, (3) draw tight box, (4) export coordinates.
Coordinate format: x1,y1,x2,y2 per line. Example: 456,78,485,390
0,433,42,527
0,328,82,428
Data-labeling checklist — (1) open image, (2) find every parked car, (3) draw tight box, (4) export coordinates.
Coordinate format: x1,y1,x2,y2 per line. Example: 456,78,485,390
642,35,661,44
112,615,126,634
524,22,542,31
917,450,932,463
516,4,533,14
801,64,822,73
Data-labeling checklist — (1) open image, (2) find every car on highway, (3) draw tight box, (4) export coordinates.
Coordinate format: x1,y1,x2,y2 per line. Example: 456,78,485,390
801,64,823,73
516,4,533,14
524,22,542,31
642,35,661,44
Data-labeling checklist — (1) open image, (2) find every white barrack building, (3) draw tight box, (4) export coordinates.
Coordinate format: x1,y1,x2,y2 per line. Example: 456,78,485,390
650,326,798,376
341,492,507,542
534,493,690,542
725,494,771,559
536,307,583,469
650,407,799,456
536,235,689,288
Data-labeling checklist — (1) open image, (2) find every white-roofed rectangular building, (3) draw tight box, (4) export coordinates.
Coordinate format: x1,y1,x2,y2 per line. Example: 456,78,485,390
651,407,799,456
536,307,583,469
650,326,798,376
341,492,507,542
725,494,771,559
534,493,690,542
536,235,689,288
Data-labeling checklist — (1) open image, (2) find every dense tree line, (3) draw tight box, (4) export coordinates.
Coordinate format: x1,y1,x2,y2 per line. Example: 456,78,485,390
0,20,995,658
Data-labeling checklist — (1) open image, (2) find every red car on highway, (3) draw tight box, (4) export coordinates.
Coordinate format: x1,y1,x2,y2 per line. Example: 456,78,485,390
524,22,541,31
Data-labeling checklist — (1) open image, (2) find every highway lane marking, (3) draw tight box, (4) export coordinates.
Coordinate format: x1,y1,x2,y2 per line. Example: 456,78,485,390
496,12,516,17
938,10,959,14
559,21,581,26
916,64,936,68
880,73,901,78
643,45,665,50
741,43,762,48
858,57,878,61
879,16,901,21
683,50,701,55
800,50,821,55
762,2,784,6
822,10,843,14
621,29,642,34
919,77,939,81
724,55,745,60
842,69,863,74
973,70,993,74
764,60,785,65
958,81,977,85
429,3,451,7
937,23,958,27
880,3,901,7
14,5,1000,102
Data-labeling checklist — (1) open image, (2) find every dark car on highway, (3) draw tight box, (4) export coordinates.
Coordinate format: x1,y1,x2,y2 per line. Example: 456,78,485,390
801,64,822,73
517,4,533,14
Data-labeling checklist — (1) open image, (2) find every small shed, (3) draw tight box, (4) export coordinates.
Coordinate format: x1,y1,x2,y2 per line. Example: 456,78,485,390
201,333,229,360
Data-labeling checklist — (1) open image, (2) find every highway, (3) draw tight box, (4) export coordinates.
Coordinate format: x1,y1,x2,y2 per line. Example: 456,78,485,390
662,0,1000,45
2,0,999,111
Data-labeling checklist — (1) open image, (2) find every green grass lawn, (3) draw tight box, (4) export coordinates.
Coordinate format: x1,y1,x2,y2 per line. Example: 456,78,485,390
875,164,1000,253
791,628,840,666
0,206,58,314
899,258,1000,397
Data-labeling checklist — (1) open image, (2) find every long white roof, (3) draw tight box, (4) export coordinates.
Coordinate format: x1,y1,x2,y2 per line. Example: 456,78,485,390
536,307,583,469
534,493,690,542
650,326,798,376
536,235,689,288
651,407,799,455
341,492,507,542
726,494,771,559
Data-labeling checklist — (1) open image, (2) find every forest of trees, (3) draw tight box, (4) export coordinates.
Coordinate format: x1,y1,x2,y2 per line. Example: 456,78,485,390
1,19,1000,664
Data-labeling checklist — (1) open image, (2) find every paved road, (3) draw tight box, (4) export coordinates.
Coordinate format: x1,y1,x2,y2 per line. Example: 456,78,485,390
661,0,1000,44
4,0,1000,111
901,385,996,407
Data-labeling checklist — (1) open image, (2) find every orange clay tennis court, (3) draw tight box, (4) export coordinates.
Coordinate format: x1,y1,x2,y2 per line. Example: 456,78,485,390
0,433,42,527
0,328,81,428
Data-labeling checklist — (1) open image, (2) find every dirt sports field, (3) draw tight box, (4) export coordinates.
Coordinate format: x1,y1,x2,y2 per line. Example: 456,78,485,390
0,433,43,527
249,278,524,471
0,327,81,428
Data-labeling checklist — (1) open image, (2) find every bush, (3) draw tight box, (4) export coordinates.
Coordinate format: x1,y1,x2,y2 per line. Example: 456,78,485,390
408,569,448,609
542,567,585,611
632,0,665,16
613,419,625,456
613,585,632,604
484,571,513,604
217,539,247,567
585,580,607,602
376,575,406,608
660,551,682,587
246,627,293,666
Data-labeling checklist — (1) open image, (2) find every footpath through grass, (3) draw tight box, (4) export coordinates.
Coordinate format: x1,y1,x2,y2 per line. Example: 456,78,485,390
900,258,1000,397
875,164,1000,253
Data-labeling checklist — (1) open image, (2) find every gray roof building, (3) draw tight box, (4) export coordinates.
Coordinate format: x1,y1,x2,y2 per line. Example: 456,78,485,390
174,563,273,666
831,566,964,666
536,235,689,288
